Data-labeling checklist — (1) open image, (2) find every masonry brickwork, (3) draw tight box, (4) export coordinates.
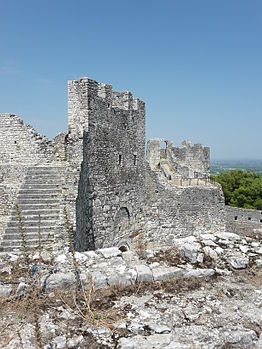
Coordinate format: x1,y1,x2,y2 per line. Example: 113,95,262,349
0,77,260,252
226,206,262,237
73,78,146,251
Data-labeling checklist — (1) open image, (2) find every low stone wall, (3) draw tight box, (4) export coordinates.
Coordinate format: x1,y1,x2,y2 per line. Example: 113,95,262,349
226,206,262,236
144,165,226,247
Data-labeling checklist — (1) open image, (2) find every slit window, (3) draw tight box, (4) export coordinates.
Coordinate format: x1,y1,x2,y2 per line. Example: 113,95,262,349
248,217,251,221
260,219,262,223
119,154,123,166
134,154,137,166
234,216,238,220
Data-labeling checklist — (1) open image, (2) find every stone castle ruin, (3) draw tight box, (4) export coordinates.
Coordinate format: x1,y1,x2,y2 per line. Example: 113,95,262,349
0,77,261,252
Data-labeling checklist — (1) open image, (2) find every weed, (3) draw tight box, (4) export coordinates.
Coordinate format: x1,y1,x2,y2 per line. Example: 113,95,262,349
37,214,42,262
15,204,30,268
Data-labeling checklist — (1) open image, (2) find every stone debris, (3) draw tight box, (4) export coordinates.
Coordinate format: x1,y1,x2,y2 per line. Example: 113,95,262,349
0,229,262,348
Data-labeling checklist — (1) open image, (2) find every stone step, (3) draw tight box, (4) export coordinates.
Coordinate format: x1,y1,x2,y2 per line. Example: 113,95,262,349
15,203,59,210
10,209,59,216
17,198,59,205
5,226,55,234
21,184,61,190
26,169,63,175
23,178,61,184
17,194,60,200
0,244,53,252
18,188,61,195
9,214,59,222
1,164,63,252
0,238,53,248
7,220,57,228
2,232,53,241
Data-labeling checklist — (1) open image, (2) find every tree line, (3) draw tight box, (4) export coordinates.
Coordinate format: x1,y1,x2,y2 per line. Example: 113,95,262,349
211,170,262,210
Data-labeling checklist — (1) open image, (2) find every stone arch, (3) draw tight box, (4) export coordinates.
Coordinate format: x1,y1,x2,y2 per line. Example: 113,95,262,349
114,207,130,236
117,239,131,252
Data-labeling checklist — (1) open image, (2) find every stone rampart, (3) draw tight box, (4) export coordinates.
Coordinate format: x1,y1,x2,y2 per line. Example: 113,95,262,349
144,164,226,247
226,206,262,236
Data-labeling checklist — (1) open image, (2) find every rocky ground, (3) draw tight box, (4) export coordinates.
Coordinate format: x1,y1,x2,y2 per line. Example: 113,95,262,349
0,230,262,348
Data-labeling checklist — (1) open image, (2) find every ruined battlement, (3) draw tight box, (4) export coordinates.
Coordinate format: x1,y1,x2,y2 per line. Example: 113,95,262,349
146,138,210,180
68,77,144,137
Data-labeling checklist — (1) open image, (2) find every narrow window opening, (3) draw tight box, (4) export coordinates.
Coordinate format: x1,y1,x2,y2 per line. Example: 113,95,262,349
119,154,123,166
248,217,251,221
107,103,110,108
260,219,262,223
134,154,137,166
14,141,17,144
234,216,238,220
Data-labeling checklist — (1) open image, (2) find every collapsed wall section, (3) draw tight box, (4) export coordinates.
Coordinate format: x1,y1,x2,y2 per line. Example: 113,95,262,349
0,113,53,164
75,78,146,250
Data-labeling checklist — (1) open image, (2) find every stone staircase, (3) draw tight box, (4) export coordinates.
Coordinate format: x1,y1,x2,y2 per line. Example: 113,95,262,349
0,166,63,252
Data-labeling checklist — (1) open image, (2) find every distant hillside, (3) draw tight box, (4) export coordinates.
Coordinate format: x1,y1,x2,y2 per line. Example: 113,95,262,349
210,159,262,175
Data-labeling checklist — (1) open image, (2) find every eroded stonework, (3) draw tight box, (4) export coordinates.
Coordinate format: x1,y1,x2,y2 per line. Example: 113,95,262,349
0,77,261,252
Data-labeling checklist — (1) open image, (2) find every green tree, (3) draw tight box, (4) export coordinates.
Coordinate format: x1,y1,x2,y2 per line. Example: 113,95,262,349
211,170,262,210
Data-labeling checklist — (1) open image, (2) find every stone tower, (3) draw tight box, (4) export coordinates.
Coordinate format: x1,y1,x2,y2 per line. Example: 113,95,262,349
69,78,146,251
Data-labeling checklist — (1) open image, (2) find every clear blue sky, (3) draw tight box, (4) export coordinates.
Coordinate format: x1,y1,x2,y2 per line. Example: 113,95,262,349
0,0,261,159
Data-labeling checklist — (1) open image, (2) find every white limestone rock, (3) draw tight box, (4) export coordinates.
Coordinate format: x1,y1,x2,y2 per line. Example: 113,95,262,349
184,268,215,278
225,330,257,347
146,321,171,334
122,250,139,264
216,232,241,241
199,233,216,241
107,274,132,287
176,237,202,264
44,272,75,290
239,245,249,253
197,253,204,263
83,250,99,259
134,264,153,282
229,256,249,269
152,266,182,281
92,271,108,288
97,247,122,259
16,282,28,297
203,246,218,260
0,284,12,297
202,239,218,247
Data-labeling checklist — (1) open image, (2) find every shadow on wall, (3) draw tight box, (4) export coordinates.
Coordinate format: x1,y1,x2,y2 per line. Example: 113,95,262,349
114,207,130,238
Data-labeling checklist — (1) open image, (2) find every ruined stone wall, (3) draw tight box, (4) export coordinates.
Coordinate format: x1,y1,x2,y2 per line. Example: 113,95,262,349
75,78,146,251
166,140,210,178
0,113,53,164
144,164,226,247
0,114,55,237
225,206,262,237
